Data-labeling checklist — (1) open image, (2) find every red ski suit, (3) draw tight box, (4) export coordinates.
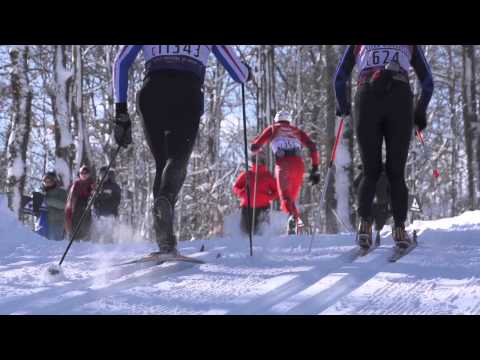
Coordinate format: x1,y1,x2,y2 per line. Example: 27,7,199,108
251,121,319,218
233,164,278,208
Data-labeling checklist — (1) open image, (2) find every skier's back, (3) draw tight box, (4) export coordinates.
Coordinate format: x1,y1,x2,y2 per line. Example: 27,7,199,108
251,110,320,234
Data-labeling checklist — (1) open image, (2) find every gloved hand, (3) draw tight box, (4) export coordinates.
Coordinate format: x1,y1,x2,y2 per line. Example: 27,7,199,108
250,143,261,154
414,107,427,131
114,103,132,148
243,62,253,82
336,107,351,118
309,166,320,185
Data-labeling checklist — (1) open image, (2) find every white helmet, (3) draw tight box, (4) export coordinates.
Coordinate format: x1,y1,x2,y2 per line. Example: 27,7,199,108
274,110,292,122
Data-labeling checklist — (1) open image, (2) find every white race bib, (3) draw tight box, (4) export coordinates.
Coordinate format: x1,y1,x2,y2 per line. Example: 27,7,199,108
271,136,302,153
357,45,412,73
143,45,211,65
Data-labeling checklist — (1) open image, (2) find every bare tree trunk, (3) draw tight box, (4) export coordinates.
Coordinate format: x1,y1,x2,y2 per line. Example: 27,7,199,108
1,118,12,193
447,46,459,216
71,45,93,176
257,45,277,208
462,45,478,210
324,45,338,234
52,45,73,189
6,46,32,218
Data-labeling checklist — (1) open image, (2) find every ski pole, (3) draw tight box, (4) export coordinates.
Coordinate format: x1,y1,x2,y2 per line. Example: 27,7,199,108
416,129,440,179
49,142,123,275
320,117,345,206
241,84,253,256
309,117,345,252
251,151,260,241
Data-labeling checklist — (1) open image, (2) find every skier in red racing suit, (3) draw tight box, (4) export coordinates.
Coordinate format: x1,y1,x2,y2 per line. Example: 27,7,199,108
250,110,320,234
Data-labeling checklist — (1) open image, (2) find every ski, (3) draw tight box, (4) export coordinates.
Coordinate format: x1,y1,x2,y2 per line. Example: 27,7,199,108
357,244,378,258
388,230,418,262
114,252,205,267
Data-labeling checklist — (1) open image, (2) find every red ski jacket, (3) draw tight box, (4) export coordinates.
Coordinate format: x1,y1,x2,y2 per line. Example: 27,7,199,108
233,164,278,208
251,121,320,167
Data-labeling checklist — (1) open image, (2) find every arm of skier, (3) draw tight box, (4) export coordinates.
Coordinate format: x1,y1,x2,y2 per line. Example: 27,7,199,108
411,45,434,126
233,172,247,198
298,129,320,168
212,45,250,83
250,126,273,153
113,45,142,107
334,45,356,117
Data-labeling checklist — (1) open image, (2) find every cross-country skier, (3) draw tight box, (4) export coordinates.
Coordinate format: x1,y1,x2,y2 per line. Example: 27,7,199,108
113,45,252,257
250,110,320,234
233,152,278,235
334,45,434,250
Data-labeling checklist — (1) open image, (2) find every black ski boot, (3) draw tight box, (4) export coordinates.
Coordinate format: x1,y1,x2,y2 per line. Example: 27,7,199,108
356,218,373,250
392,225,412,250
153,195,178,256
287,215,296,235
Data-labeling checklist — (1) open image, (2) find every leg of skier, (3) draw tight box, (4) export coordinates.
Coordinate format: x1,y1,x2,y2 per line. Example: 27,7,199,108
138,71,203,255
275,156,304,234
354,82,384,249
384,81,414,249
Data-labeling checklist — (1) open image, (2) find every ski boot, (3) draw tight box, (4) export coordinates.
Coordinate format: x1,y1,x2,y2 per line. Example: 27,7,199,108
356,218,373,250
152,195,179,259
295,217,305,235
392,225,413,250
287,215,296,235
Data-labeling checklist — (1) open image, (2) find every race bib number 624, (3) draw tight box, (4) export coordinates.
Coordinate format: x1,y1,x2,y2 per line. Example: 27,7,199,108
366,49,400,66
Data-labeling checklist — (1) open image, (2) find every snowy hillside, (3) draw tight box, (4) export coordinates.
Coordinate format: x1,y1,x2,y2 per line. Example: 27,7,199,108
1,194,480,315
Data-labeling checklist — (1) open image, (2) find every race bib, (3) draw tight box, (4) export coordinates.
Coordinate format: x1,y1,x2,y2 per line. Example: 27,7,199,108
357,45,411,73
143,45,210,65
271,136,302,153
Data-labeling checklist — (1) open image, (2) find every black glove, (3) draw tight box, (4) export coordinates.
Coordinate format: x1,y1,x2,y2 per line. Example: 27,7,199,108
250,143,260,153
243,62,253,82
114,103,132,148
309,166,320,185
414,107,427,131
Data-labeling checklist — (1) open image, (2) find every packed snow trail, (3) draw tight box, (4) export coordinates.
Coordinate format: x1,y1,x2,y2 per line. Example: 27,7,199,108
2,195,480,314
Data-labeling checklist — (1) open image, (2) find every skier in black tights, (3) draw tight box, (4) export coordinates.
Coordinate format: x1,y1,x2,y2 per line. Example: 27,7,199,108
113,45,251,257
334,45,434,250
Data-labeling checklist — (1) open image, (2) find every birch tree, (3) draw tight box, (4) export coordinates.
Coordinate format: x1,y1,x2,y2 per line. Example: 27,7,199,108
6,46,32,218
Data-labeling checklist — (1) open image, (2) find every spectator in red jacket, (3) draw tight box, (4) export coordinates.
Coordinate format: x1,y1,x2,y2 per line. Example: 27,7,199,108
251,110,320,234
233,152,278,235
65,165,96,241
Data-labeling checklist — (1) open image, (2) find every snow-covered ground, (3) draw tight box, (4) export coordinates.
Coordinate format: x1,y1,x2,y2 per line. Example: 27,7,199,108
1,194,480,315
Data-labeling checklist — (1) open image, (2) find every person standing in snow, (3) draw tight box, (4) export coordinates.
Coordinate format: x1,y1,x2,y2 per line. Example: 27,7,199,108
25,172,68,240
93,166,121,219
113,45,252,257
334,45,434,250
92,166,121,243
233,152,278,235
65,165,95,241
250,110,320,234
